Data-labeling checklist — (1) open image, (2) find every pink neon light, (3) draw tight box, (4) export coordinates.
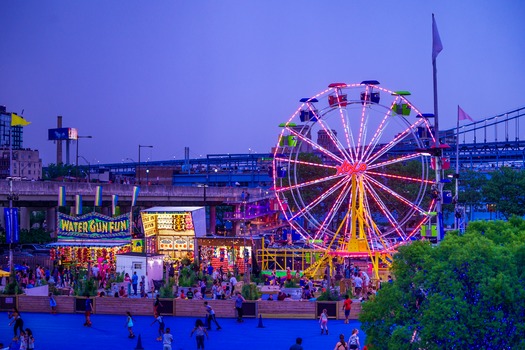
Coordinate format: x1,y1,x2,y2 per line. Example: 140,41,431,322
364,175,426,214
367,153,422,170
311,181,352,241
356,86,370,160
286,128,344,164
335,160,367,176
273,156,336,171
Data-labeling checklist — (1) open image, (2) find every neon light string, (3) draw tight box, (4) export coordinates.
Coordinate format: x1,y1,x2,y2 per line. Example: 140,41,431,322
273,156,336,171
314,108,354,162
361,96,400,162
366,117,426,165
366,170,434,185
333,90,356,162
356,86,371,161
404,198,436,240
285,127,344,164
274,170,342,193
364,174,427,215
366,153,421,170
362,179,407,240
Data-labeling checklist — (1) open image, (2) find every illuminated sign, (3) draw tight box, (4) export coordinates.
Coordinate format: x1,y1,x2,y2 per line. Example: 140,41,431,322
58,212,131,240
335,161,367,176
48,128,78,140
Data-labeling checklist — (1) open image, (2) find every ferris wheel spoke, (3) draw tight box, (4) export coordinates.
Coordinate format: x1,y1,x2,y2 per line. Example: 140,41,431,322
364,174,427,215
356,87,372,160
361,98,400,162
315,115,354,162
286,127,344,164
274,156,336,171
287,176,349,222
366,118,426,164
276,172,342,193
363,180,407,239
311,180,353,241
366,153,422,170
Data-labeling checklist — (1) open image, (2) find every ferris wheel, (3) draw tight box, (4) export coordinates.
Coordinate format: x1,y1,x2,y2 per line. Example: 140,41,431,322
273,81,436,255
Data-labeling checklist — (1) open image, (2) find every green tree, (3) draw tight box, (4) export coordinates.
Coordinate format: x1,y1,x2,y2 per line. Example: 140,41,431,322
482,167,525,219
360,219,525,349
43,163,77,180
459,169,488,220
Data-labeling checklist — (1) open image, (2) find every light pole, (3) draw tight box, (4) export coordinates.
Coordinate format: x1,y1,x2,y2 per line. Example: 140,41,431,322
78,155,91,182
138,145,153,185
76,136,92,178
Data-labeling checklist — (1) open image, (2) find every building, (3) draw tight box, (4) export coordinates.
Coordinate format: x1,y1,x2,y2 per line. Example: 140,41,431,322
0,106,42,179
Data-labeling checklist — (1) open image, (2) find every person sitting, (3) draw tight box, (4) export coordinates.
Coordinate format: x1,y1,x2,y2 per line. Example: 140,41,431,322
186,289,194,299
179,290,186,299
194,289,203,300
277,291,286,301
267,294,274,301
119,286,128,298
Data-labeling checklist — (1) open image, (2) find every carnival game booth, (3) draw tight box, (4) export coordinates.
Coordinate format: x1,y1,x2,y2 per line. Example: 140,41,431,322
140,207,206,260
116,252,164,293
48,212,132,268
197,237,262,274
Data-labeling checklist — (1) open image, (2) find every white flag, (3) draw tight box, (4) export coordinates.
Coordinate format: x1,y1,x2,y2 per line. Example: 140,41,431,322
432,14,443,61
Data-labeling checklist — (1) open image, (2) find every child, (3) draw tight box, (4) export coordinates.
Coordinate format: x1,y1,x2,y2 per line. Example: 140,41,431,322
25,329,34,350
319,308,329,335
125,311,135,338
348,328,360,350
163,327,173,350
190,319,209,350
49,293,57,314
150,312,165,341
18,330,27,350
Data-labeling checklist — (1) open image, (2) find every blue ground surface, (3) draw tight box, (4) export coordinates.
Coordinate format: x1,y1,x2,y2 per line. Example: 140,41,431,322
0,312,366,349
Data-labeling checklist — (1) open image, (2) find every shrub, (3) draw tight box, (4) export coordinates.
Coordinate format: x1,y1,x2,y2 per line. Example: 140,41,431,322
241,283,261,300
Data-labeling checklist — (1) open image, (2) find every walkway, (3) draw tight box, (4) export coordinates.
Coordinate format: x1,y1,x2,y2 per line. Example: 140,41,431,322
1,312,366,349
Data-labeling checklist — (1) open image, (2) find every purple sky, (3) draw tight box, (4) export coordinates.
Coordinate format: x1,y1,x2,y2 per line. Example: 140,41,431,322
1,1,524,166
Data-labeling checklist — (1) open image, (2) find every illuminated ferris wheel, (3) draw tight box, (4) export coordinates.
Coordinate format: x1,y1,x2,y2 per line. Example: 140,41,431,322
273,81,436,254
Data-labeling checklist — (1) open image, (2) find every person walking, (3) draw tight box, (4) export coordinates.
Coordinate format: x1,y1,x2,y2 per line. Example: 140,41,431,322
204,302,221,330
154,294,163,315
125,311,135,338
234,292,245,322
163,327,173,350
289,337,303,350
343,295,353,324
190,319,209,350
84,295,93,327
150,312,165,341
8,309,23,338
319,308,329,335
348,329,361,350
132,272,138,296
334,334,348,350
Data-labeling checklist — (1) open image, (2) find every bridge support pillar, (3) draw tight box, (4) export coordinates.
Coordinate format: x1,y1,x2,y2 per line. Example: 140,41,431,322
20,207,31,231
47,207,57,238
209,205,216,234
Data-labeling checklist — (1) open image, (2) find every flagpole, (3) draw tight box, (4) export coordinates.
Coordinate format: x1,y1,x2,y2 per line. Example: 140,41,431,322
432,13,443,242
454,106,460,230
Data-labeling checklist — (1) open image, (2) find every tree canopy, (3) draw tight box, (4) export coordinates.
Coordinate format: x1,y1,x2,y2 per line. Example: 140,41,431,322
360,218,525,349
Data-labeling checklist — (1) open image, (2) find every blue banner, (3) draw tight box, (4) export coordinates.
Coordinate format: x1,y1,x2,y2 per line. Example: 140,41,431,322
4,208,19,244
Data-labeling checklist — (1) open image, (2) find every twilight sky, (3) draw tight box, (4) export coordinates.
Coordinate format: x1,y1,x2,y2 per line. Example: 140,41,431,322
1,1,524,166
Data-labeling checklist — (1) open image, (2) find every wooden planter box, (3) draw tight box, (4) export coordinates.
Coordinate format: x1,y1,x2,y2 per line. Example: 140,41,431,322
258,300,316,319
175,299,235,318
95,297,156,315
18,295,74,314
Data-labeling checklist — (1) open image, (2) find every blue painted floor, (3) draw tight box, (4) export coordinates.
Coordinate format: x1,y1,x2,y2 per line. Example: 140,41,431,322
0,312,366,349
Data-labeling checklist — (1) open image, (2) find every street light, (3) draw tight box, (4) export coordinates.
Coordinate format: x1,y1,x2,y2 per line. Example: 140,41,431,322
78,155,91,182
76,136,93,178
138,145,153,185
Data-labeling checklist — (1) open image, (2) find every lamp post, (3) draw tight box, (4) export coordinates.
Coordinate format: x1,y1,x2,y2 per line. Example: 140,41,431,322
78,155,91,182
76,136,92,178
138,145,153,185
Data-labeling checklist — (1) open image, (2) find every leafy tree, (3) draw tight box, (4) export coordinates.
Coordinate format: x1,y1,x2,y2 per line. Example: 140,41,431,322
458,169,488,220
482,167,525,219
360,219,525,349
43,163,77,180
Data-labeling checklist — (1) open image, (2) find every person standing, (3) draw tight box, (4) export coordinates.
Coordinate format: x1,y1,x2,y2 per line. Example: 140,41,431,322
49,293,57,314
124,273,132,297
319,308,329,335
154,294,163,315
132,272,138,296
25,329,34,350
125,311,135,338
229,274,238,294
84,295,93,327
163,327,173,350
190,319,209,350
150,312,165,341
234,292,245,322
343,295,353,324
348,329,361,350
204,302,222,330
289,337,303,350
